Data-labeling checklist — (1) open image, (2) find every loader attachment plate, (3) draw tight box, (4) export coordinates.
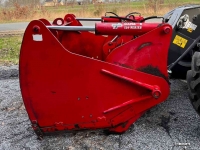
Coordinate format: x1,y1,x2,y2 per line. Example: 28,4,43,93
19,16,172,138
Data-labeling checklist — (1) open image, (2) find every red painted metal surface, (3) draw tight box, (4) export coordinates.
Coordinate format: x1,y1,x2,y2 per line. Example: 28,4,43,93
19,14,172,138
95,22,161,35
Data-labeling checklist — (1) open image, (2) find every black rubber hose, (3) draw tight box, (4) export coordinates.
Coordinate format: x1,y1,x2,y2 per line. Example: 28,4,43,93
104,16,137,22
105,12,119,17
125,12,141,18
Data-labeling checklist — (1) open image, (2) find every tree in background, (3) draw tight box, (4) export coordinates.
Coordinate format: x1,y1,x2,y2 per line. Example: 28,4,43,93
52,0,58,6
147,0,161,14
63,0,75,7
4,0,44,8
144,0,181,14
0,0,2,6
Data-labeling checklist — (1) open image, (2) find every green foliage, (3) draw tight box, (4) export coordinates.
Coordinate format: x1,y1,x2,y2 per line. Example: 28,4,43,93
0,36,22,65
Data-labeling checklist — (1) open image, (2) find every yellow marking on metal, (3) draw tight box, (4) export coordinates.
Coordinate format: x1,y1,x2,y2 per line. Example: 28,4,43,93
187,28,193,33
173,35,188,48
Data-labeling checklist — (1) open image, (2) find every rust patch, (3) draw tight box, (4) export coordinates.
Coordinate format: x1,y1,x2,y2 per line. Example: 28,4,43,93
74,124,80,129
137,42,152,50
121,121,128,128
137,65,169,83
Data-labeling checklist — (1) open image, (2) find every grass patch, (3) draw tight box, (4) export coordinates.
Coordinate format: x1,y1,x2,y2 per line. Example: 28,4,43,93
0,36,22,65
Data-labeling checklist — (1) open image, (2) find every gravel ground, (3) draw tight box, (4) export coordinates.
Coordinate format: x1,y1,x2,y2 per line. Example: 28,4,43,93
0,74,200,150
0,65,19,80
